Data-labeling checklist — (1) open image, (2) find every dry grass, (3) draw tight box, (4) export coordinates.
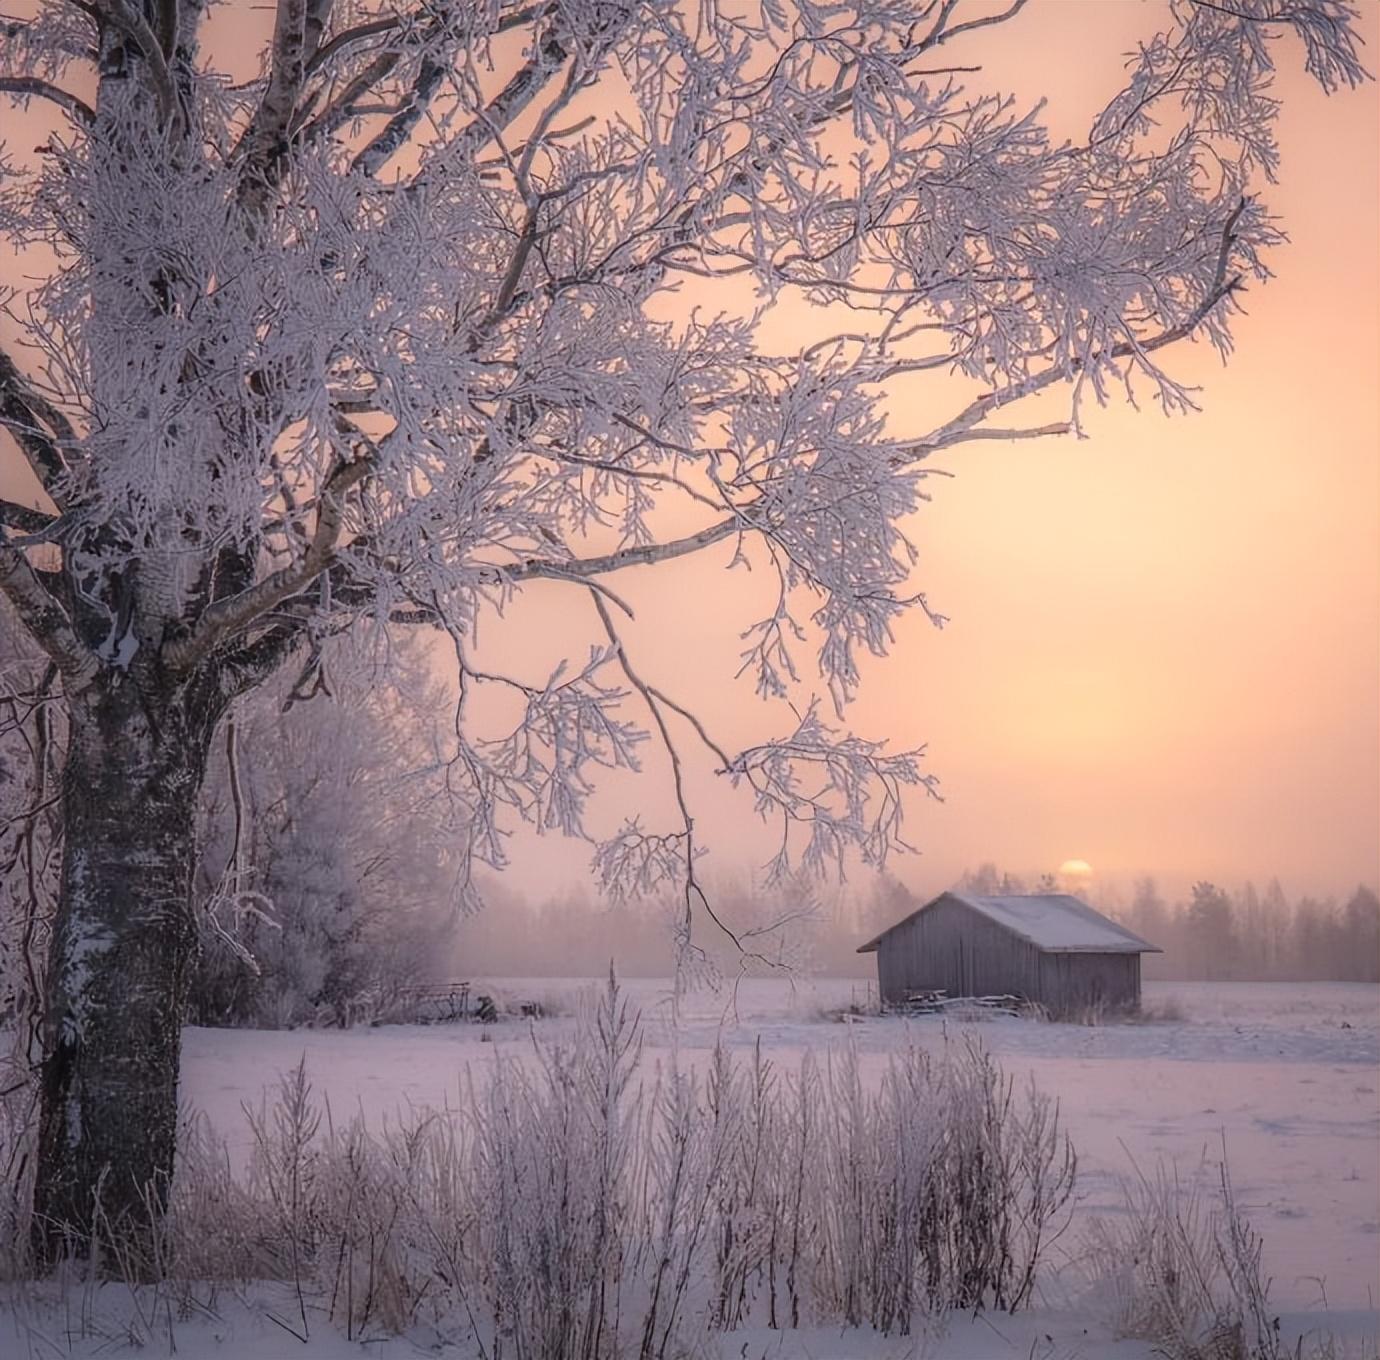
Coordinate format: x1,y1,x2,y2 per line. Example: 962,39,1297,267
1083,1149,1353,1360
1051,995,1188,1027
1,975,1078,1352
2,990,1365,1359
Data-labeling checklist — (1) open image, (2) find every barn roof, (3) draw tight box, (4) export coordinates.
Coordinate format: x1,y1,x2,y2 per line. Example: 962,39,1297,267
856,892,1161,955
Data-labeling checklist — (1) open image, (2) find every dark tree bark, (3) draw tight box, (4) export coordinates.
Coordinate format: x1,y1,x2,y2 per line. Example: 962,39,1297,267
31,664,223,1267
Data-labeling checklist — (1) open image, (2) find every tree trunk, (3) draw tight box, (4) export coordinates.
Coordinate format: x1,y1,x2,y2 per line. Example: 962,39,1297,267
32,673,216,1268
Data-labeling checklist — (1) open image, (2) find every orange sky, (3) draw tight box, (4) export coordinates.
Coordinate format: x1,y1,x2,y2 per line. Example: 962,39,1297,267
2,3,1376,908
844,2,1380,902
483,2,1380,906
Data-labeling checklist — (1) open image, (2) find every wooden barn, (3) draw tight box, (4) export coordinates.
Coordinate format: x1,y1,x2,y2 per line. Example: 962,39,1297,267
858,892,1160,1016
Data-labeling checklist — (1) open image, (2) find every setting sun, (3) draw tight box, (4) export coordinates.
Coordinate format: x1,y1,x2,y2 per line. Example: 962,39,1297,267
1058,859,1095,881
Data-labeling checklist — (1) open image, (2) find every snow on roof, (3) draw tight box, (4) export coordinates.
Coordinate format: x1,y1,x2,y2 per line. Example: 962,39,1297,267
857,892,1161,954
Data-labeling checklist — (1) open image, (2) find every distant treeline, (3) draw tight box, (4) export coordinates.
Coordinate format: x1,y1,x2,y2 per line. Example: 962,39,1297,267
1117,877,1378,983
950,865,1380,984
456,868,1380,985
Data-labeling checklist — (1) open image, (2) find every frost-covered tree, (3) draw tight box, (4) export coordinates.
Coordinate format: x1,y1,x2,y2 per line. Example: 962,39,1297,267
191,643,462,1028
1340,886,1380,983
1184,879,1238,978
0,0,1366,1259
0,602,60,1060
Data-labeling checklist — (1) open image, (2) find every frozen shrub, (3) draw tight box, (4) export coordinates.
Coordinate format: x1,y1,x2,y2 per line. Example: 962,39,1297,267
189,645,463,1030
1087,1154,1297,1360
805,1036,1074,1328
2,972,1082,1348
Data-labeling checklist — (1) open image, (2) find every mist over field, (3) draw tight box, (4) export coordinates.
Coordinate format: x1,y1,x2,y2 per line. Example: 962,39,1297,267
451,870,1380,985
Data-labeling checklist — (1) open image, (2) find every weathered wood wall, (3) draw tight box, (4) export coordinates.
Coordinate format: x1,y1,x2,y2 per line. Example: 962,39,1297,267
1036,950,1140,1013
873,894,1142,1014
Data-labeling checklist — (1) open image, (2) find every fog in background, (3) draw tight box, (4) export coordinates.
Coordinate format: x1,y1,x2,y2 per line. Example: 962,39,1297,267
453,868,1380,985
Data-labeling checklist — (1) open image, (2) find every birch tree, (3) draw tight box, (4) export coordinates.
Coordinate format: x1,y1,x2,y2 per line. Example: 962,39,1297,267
0,0,1366,1261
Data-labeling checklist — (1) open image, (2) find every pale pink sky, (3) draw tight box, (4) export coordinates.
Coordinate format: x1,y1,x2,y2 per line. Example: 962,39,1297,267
479,2,1380,905
2,3,1376,907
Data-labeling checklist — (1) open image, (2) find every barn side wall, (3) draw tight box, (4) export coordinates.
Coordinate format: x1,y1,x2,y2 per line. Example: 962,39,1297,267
872,896,1144,1015
1035,950,1141,1015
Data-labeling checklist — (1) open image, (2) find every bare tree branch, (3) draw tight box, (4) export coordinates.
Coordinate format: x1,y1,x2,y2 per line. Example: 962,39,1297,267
306,14,400,75
902,422,1073,458
210,619,306,701
165,454,370,672
590,590,747,954
101,0,179,122
508,517,739,585
928,0,1031,49
0,76,94,124
446,20,571,167
306,2,540,76
0,349,70,502
236,0,332,212
351,51,445,176
0,535,97,683
0,500,57,535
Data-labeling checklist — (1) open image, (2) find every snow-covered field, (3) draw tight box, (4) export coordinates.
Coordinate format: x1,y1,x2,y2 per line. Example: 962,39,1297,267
180,979,1380,1305
4,979,1376,1358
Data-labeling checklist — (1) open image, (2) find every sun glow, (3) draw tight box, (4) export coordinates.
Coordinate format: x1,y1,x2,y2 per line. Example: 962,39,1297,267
1057,859,1094,882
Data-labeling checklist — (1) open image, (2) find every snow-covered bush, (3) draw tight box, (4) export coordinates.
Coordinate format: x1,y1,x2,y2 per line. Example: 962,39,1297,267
5,975,1078,1344
1086,1156,1291,1360
189,645,464,1029
2,612,462,1043
262,979,1068,1344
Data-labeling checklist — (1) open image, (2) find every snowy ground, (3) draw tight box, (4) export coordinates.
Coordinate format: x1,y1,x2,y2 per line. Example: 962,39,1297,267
4,979,1376,1357
0,1292,1245,1360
